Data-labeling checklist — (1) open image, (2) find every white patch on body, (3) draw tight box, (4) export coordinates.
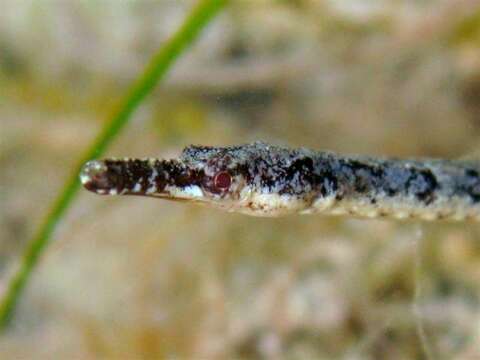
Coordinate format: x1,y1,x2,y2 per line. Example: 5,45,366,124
168,185,204,199
80,173,91,185
148,168,158,184
311,195,336,212
146,186,157,194
327,207,349,216
182,185,204,198
239,192,307,217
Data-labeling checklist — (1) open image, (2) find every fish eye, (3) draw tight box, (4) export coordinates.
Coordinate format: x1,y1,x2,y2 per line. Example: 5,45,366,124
214,171,231,190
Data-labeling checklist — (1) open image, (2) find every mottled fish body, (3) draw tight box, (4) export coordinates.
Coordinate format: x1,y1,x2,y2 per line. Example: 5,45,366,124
80,142,480,221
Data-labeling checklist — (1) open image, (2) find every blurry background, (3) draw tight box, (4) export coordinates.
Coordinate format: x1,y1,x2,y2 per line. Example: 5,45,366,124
2,0,480,358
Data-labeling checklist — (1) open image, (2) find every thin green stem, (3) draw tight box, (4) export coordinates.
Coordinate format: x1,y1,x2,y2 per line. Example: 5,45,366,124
0,0,229,330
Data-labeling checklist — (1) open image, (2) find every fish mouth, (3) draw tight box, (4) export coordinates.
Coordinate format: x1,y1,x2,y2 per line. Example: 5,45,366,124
80,158,202,199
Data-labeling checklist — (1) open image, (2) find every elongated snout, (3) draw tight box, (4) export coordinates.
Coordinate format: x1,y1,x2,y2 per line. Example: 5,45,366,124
80,158,190,196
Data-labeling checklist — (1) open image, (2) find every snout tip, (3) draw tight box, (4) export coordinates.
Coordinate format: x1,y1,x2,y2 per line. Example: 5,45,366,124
80,160,111,193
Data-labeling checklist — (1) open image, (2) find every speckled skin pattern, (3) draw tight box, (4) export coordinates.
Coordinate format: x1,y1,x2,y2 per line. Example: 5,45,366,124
80,142,480,221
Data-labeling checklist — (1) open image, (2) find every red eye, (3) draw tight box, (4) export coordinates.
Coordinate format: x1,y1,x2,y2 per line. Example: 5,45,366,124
214,171,231,190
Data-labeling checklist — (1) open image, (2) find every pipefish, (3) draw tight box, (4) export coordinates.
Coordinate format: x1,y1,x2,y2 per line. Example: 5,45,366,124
80,142,480,221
